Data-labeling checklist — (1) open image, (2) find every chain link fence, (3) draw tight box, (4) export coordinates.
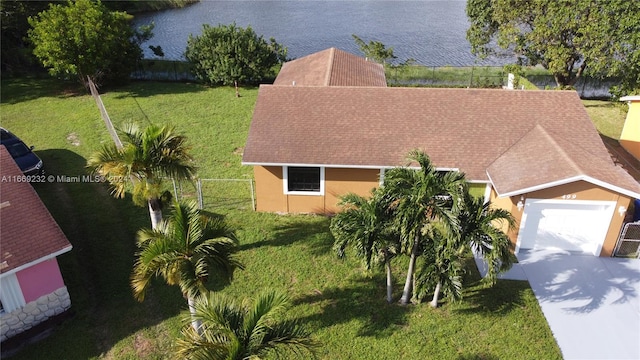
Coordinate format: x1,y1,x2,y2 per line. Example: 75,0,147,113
131,60,617,98
131,59,195,82
387,65,507,88
172,178,255,212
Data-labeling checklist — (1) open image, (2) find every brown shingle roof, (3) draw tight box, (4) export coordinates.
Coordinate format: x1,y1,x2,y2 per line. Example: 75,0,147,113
487,125,640,197
0,146,72,274
273,48,387,87
243,86,640,198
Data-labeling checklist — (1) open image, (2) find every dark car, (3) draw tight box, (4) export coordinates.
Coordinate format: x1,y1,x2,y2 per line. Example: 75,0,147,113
0,128,44,175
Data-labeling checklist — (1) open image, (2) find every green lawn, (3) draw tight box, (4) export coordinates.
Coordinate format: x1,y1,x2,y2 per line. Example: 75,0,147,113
0,77,576,359
582,100,629,140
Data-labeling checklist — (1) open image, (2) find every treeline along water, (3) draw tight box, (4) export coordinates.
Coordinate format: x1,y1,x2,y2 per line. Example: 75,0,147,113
133,0,510,66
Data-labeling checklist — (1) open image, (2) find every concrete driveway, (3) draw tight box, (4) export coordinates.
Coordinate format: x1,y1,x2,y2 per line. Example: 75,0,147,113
479,249,640,359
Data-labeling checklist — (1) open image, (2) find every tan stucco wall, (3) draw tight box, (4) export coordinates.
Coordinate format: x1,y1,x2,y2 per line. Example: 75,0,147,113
620,100,640,160
253,166,287,212
489,188,520,248
253,166,379,213
324,168,380,213
492,180,632,257
256,166,631,257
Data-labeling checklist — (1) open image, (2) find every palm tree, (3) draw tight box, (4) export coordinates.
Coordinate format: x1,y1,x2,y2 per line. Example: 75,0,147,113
457,189,515,284
174,289,317,360
415,189,516,308
381,150,466,305
131,200,243,331
330,190,399,303
414,225,465,308
87,123,196,229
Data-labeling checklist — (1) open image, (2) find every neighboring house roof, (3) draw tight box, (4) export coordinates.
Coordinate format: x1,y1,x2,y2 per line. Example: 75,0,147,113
243,85,640,199
273,47,387,87
0,146,72,275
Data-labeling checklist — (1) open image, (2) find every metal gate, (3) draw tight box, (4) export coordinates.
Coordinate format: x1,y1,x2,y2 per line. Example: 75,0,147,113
613,222,640,258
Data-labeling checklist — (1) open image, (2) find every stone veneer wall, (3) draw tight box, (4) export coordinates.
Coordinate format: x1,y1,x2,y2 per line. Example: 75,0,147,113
0,286,71,342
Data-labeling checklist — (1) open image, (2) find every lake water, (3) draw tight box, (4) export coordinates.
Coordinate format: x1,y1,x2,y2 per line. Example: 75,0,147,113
133,0,510,66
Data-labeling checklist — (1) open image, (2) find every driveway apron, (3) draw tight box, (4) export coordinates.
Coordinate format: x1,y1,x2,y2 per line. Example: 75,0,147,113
515,249,640,360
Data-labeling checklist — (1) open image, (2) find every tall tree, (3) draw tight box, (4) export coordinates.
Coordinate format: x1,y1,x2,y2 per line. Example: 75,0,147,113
466,0,640,94
185,23,287,86
27,0,147,87
131,200,243,332
330,190,399,304
1,0,50,73
87,123,196,229
175,289,316,360
381,150,466,305
352,34,397,65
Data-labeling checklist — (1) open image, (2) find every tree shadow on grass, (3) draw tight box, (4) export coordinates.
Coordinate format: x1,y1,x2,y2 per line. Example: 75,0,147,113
111,80,211,99
294,276,412,339
1,76,86,104
455,279,532,316
239,215,333,256
11,148,186,359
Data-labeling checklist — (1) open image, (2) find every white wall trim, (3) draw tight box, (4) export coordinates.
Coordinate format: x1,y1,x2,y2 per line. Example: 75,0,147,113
0,273,26,313
283,166,325,196
483,183,492,204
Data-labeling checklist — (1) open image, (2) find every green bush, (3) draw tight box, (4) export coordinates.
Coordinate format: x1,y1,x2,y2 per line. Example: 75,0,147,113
185,23,287,86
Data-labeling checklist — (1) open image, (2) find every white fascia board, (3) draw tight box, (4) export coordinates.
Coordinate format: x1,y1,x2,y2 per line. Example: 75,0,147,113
620,95,640,102
0,245,73,279
495,176,585,198
243,162,385,170
243,161,459,172
467,179,491,184
583,176,640,199
491,175,640,200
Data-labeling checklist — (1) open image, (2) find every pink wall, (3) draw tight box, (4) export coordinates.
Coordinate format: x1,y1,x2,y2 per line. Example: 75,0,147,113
16,258,65,303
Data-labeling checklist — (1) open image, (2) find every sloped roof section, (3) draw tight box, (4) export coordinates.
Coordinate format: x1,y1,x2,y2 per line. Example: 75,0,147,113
0,146,72,274
243,85,640,198
487,125,640,198
273,47,387,87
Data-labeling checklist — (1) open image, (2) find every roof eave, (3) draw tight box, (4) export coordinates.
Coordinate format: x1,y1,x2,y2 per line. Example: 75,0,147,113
242,161,462,173
0,245,73,278
491,174,640,200
620,95,640,102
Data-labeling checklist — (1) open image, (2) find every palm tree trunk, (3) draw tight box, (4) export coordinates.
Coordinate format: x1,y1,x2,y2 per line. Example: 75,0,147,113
187,295,202,335
400,236,419,305
148,199,163,229
385,259,393,304
430,282,442,308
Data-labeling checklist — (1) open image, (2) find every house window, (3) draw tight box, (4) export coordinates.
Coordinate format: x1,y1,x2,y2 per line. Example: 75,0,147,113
284,166,324,195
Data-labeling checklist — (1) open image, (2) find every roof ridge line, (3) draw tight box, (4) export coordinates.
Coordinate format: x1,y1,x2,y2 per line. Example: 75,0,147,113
487,124,581,174
537,126,583,174
324,47,336,86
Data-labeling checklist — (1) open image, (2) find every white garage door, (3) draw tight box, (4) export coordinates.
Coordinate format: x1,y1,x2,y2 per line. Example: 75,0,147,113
517,199,616,256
